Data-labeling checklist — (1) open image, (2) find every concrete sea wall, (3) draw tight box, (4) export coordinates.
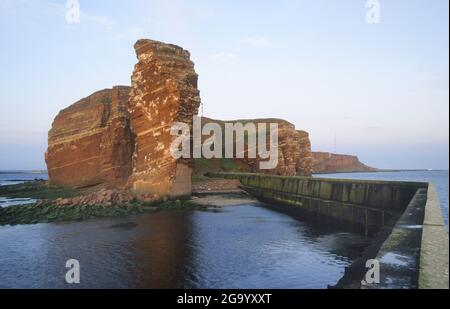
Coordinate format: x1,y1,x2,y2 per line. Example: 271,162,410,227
419,184,449,289
207,172,425,235
207,172,449,289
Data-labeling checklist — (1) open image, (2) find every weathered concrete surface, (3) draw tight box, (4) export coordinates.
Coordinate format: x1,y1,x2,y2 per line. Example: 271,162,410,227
210,173,426,209
207,173,426,232
193,193,257,207
209,172,448,289
362,188,427,289
419,184,449,289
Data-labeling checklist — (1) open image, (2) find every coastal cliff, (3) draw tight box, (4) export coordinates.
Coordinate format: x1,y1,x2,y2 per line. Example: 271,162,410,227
195,117,312,176
312,152,377,174
126,39,201,197
45,86,133,188
44,38,314,198
46,39,201,198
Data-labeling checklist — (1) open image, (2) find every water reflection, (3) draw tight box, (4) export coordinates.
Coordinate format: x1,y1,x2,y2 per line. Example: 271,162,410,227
183,205,368,288
0,204,369,289
131,211,194,288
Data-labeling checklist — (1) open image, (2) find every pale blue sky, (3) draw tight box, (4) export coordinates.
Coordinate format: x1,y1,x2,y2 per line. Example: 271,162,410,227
0,0,448,170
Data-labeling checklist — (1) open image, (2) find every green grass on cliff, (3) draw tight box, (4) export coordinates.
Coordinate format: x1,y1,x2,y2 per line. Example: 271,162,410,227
194,158,213,171
192,174,211,182
193,158,215,182
193,158,240,182
220,158,238,171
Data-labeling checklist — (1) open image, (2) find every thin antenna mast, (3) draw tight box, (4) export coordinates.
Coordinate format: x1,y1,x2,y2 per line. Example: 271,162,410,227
334,132,337,153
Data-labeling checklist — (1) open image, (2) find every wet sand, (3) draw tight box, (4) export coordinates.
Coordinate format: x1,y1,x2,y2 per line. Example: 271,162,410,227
192,193,258,207
192,178,258,206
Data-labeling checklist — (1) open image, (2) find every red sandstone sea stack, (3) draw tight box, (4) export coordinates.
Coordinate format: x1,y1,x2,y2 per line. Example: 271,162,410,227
126,39,201,197
45,38,314,199
45,39,201,198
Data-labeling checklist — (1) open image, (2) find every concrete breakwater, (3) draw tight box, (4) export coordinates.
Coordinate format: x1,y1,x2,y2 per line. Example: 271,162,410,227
206,172,449,289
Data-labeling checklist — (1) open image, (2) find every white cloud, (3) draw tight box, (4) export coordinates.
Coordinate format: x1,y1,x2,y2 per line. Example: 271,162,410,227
113,26,143,41
0,0,117,28
239,36,272,47
210,52,237,62
81,11,115,28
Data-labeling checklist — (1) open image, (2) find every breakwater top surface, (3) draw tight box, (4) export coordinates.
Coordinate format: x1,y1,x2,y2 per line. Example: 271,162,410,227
315,170,449,227
209,171,448,288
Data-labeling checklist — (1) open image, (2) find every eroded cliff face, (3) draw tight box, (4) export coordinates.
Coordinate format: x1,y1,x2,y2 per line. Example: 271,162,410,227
278,120,312,176
312,152,376,174
196,117,312,176
45,86,133,188
45,38,313,197
126,39,201,197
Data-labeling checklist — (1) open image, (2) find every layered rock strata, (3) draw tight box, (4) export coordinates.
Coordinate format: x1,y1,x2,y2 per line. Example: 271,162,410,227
197,117,312,176
46,39,315,199
45,86,133,188
126,39,201,197
312,152,377,174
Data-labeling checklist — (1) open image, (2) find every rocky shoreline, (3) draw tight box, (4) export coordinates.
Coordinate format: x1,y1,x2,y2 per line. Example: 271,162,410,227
0,181,210,226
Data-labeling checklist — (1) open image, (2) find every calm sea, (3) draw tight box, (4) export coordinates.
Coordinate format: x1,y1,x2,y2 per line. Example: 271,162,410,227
0,205,369,288
0,170,48,186
0,170,369,288
0,171,48,207
0,170,447,288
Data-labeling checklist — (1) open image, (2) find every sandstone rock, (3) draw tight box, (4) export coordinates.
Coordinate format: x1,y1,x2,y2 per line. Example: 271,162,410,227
277,120,312,176
196,117,312,176
45,38,314,202
56,190,161,206
127,39,201,198
45,86,133,188
192,179,241,193
54,189,134,206
312,152,377,174
138,193,161,203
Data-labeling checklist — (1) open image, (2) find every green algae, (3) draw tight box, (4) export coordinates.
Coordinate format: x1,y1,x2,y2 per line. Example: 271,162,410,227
0,181,207,226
